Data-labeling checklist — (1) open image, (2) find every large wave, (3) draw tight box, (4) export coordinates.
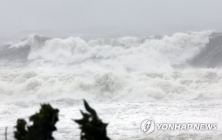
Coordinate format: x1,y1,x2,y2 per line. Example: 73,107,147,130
1,31,222,102
1,31,218,71
2,31,222,140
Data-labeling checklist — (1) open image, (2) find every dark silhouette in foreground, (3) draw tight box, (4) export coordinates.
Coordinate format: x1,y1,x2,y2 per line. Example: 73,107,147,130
14,100,110,140
14,104,59,140
74,99,110,140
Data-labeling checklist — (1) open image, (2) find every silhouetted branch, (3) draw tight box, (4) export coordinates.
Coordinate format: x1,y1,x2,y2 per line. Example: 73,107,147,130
74,99,110,140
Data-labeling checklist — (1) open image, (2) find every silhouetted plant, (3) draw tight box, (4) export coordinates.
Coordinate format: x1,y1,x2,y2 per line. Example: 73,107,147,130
14,104,59,140
14,119,27,140
74,99,110,140
14,100,110,140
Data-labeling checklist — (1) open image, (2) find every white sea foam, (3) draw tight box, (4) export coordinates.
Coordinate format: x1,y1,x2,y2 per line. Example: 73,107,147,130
28,31,210,69
0,67,222,103
1,31,222,139
1,30,222,102
0,31,212,69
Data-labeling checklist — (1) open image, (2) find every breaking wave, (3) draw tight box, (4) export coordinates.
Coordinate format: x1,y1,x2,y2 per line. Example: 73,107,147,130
0,31,215,69
1,30,222,102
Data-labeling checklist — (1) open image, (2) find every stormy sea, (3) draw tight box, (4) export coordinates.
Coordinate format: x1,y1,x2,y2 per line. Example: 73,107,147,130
1,31,222,139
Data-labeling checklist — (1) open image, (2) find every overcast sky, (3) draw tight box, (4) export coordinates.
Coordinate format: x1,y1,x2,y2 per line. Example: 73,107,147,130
0,0,222,42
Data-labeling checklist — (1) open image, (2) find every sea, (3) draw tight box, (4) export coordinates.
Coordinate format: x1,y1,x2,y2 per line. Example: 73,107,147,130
0,31,222,139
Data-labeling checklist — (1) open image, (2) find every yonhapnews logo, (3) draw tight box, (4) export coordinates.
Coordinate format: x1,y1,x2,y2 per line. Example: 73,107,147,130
141,119,217,135
141,120,155,134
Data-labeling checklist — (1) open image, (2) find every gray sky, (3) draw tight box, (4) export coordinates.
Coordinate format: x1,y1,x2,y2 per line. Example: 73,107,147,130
0,0,222,42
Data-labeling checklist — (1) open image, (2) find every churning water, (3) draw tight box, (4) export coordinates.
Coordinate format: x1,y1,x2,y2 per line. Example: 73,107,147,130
1,31,222,139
